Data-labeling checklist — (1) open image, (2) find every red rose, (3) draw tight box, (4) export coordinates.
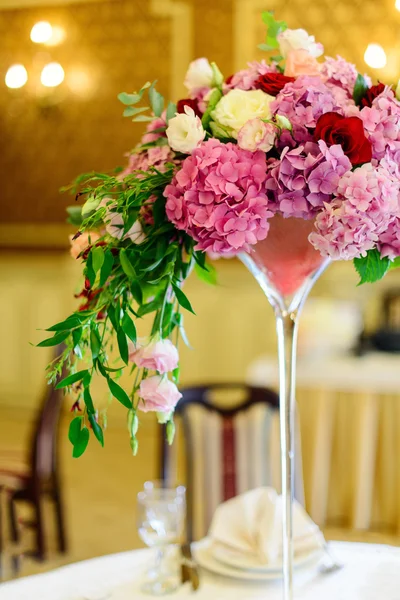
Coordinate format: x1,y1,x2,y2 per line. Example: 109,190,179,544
314,112,372,165
361,82,385,108
254,73,295,96
176,98,202,118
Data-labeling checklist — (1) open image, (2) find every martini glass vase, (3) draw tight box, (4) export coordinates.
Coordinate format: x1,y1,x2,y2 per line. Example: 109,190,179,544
240,216,330,600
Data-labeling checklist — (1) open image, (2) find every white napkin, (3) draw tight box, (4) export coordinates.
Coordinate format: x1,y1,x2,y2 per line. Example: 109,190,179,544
209,487,325,565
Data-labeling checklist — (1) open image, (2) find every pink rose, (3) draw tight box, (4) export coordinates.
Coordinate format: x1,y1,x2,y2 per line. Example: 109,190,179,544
69,231,100,259
138,376,182,413
284,49,321,78
129,337,179,374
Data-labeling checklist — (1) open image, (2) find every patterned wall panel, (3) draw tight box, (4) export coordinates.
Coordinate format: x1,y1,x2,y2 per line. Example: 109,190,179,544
0,0,187,225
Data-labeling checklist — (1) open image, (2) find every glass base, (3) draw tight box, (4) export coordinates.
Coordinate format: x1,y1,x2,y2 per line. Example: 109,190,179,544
141,576,179,596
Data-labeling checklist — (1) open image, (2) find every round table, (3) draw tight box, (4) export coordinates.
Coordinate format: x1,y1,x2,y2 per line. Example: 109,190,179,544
1,542,400,600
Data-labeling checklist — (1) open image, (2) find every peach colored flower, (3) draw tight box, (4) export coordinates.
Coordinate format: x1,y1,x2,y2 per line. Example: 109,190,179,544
138,375,182,413
284,49,321,78
69,231,100,259
129,336,179,374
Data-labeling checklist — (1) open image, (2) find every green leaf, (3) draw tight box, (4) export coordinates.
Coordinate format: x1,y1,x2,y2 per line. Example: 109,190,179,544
211,62,224,88
66,206,83,226
354,249,390,284
195,262,217,285
88,413,104,447
166,101,177,123
107,378,132,408
122,312,137,343
107,304,119,330
100,249,114,286
172,283,195,314
72,328,83,358
72,426,90,458
261,11,287,50
37,330,70,347
46,316,82,331
137,297,162,317
68,416,82,445
123,106,149,118
148,82,164,117
56,369,89,389
83,387,95,414
133,115,155,123
118,92,142,105
201,88,223,129
90,325,101,360
130,280,143,305
119,249,136,279
353,73,369,106
85,251,96,288
92,245,105,274
117,329,129,365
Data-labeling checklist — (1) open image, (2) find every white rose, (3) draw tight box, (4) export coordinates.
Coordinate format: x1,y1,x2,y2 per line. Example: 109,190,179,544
184,58,213,93
106,212,146,244
166,106,206,154
237,118,276,152
396,79,400,101
211,89,274,138
277,28,324,59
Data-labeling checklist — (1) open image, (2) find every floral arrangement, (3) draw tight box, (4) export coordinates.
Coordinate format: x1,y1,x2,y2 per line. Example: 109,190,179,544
40,12,400,457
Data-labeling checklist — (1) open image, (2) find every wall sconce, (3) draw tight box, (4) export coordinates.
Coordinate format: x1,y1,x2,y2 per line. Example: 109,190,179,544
5,64,28,89
30,21,53,44
41,62,65,88
364,44,387,69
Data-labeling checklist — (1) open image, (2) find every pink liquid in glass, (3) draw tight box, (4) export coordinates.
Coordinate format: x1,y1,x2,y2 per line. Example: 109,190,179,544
249,216,326,297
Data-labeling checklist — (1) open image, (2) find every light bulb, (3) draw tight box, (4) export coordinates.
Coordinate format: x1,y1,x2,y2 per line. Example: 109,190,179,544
396,0,400,11
30,21,53,44
5,64,28,89
41,62,64,87
364,44,387,69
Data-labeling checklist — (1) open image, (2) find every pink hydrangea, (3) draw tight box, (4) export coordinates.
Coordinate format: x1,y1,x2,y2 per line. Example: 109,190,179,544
120,145,174,178
264,140,351,219
270,76,346,142
360,87,400,159
379,217,400,260
163,138,272,255
320,56,358,98
309,164,400,260
309,200,379,260
226,60,278,91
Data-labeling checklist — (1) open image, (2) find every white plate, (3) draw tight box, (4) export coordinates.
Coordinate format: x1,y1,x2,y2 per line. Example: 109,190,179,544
211,536,324,573
193,538,323,582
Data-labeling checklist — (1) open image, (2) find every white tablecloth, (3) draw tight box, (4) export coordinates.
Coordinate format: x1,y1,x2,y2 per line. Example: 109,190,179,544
1,542,400,600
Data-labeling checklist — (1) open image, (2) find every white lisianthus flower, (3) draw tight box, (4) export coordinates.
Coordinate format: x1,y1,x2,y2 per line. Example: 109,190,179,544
166,106,206,154
184,58,214,93
275,114,292,131
211,89,274,138
237,118,276,152
396,79,400,101
106,212,146,244
277,28,324,59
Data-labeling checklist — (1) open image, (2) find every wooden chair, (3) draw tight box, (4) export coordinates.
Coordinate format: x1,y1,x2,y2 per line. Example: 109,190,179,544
0,371,67,563
160,383,304,541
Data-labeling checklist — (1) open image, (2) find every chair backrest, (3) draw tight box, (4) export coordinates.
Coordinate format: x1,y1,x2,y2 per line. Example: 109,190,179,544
160,383,304,541
29,349,65,484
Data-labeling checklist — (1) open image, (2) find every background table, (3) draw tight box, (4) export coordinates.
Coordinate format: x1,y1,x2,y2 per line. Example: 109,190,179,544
1,542,400,599
247,352,400,531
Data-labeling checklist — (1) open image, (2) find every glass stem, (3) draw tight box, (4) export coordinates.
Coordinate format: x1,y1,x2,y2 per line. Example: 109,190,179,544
276,309,299,600
155,546,166,575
